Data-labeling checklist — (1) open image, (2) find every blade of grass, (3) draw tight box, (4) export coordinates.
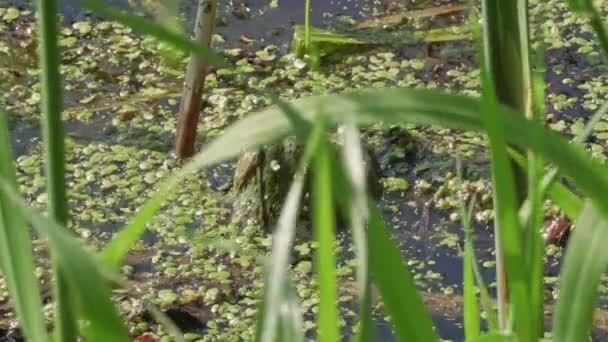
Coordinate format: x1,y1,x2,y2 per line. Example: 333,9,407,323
509,149,582,220
305,0,311,50
553,201,608,342
342,122,374,342
523,38,548,341
511,96,608,222
36,0,77,338
0,111,47,342
0,180,129,342
463,198,480,339
258,119,323,342
313,134,339,342
480,66,530,339
367,203,438,342
456,158,480,339
74,0,225,66
277,278,305,342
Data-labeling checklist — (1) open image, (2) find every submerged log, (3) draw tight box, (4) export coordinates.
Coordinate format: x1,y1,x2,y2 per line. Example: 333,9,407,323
230,138,382,236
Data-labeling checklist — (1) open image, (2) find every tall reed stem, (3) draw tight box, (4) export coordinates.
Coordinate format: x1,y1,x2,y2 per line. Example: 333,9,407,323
175,0,218,159
36,0,77,339
305,0,311,49
481,0,533,330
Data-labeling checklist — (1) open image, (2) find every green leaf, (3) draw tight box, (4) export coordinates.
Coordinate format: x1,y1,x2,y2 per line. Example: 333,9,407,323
0,111,48,342
341,122,374,342
457,159,480,339
368,204,438,342
553,201,608,342
480,61,526,336
0,181,129,342
257,117,323,342
313,136,339,342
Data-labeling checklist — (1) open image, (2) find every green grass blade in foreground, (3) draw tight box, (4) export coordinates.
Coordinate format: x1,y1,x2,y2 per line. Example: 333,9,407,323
525,41,549,340
276,278,305,342
313,138,339,342
457,159,480,339
0,112,47,341
553,201,608,342
342,122,374,342
36,0,77,338
305,0,311,50
257,173,305,342
368,203,438,342
0,181,129,342
480,68,531,340
74,0,225,66
463,199,480,339
257,119,323,342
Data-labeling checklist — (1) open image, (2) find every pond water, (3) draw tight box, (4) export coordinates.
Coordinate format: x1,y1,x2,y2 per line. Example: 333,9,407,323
2,0,608,341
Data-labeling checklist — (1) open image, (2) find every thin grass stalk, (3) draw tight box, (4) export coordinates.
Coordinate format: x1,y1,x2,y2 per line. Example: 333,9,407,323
480,64,533,341
313,135,339,342
342,122,374,342
305,0,311,50
257,117,322,342
0,112,47,341
480,0,533,329
457,158,480,339
36,0,78,339
524,40,549,339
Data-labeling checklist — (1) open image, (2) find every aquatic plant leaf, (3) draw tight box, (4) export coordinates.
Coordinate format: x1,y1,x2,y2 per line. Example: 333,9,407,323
553,201,608,342
0,111,48,342
0,181,129,342
74,0,225,66
368,203,439,342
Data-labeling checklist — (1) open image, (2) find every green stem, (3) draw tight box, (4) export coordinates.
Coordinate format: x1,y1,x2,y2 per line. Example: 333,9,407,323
305,0,311,49
36,0,78,339
480,0,533,331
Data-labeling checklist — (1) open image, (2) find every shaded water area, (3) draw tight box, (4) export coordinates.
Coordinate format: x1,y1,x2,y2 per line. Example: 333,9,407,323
2,0,608,341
